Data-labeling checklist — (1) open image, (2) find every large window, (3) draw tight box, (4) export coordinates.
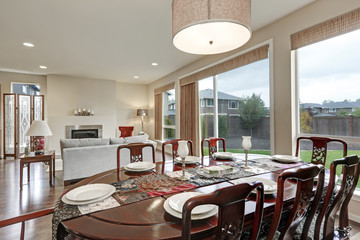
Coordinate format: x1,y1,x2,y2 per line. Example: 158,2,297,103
296,28,360,172
12,83,40,95
163,89,176,141
199,57,270,154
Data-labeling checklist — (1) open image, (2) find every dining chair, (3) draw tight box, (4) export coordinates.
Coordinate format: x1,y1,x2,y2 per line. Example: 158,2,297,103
0,208,54,240
295,136,347,165
161,139,193,173
266,164,325,240
117,143,155,179
118,126,134,137
201,137,226,159
182,182,265,240
310,155,360,240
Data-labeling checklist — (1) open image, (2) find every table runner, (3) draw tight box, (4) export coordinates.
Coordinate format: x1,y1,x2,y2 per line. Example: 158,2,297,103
53,158,304,240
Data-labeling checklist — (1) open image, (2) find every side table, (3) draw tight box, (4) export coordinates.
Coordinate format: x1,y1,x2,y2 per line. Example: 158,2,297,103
19,150,55,190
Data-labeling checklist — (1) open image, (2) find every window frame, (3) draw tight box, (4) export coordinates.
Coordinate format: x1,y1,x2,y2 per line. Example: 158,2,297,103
206,99,214,107
162,89,176,141
228,100,238,109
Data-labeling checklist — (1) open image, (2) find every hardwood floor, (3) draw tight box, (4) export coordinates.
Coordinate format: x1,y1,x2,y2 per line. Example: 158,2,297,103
0,153,360,239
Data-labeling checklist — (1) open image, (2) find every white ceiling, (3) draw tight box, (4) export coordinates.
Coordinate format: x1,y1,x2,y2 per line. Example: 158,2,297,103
0,0,315,84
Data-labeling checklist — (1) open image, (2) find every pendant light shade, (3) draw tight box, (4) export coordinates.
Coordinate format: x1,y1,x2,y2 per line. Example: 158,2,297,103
172,0,252,55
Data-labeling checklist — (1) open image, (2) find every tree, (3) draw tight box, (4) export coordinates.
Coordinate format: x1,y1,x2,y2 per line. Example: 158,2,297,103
165,118,174,139
201,116,207,139
239,93,266,135
300,111,313,133
338,111,348,116
218,115,228,138
353,107,360,116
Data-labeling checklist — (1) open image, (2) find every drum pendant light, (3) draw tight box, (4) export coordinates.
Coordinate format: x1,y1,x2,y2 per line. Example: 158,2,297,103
172,0,252,55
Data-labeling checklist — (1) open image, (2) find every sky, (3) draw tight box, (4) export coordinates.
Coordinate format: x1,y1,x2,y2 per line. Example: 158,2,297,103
198,28,360,107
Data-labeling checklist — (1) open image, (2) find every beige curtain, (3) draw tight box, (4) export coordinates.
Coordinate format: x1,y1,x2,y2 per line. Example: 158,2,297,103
291,8,360,50
154,94,162,140
180,82,199,155
180,44,269,87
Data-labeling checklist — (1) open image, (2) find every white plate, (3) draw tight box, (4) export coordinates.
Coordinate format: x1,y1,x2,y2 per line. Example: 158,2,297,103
196,167,240,178
213,152,233,160
168,192,215,215
62,186,116,205
237,177,278,194
175,156,200,164
164,198,218,220
126,162,155,170
270,155,301,163
66,183,115,202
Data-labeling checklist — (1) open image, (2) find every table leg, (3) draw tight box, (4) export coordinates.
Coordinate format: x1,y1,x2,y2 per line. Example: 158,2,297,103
27,163,30,182
49,159,53,187
20,161,23,190
52,154,55,178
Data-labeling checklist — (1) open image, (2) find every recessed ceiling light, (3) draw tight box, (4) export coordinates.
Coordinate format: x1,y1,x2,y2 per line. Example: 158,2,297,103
23,42,34,47
151,63,158,66
39,65,47,69
134,76,139,79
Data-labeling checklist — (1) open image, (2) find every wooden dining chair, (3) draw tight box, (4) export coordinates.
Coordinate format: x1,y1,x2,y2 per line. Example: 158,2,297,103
201,137,226,159
0,208,54,240
266,164,325,240
310,155,360,240
161,139,193,173
117,143,155,179
295,136,347,165
182,182,265,240
118,126,134,137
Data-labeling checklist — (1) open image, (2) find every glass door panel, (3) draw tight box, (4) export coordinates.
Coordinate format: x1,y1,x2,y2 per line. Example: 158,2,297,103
18,95,31,154
3,94,16,157
33,95,44,120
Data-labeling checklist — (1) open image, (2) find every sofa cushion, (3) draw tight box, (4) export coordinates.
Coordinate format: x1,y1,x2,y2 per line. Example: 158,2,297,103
60,138,110,149
124,134,149,143
110,137,126,145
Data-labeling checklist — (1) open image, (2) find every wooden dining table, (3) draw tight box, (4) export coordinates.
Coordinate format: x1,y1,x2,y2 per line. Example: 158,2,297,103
54,154,306,240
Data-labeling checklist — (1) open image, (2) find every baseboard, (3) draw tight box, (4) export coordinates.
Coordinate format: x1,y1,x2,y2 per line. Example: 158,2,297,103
349,212,360,223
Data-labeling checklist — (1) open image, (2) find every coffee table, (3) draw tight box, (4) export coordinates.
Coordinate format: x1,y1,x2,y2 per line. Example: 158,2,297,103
19,150,55,190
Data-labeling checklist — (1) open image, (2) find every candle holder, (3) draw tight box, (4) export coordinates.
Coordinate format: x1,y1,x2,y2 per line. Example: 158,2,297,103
242,136,252,169
177,141,189,181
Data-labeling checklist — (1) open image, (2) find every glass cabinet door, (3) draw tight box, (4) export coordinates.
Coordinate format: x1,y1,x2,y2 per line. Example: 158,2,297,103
18,95,31,154
33,95,44,121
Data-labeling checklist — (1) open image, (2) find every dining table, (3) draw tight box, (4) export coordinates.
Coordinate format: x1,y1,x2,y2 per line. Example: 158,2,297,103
53,153,308,240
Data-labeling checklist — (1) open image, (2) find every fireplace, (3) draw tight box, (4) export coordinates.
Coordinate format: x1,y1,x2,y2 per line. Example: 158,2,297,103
65,125,103,139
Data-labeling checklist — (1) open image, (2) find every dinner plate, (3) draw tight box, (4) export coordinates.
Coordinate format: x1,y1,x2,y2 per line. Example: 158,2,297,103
126,162,155,170
125,162,156,172
238,177,278,194
164,198,218,220
66,183,115,202
270,155,301,163
168,192,215,215
175,156,200,164
213,152,233,160
62,186,116,205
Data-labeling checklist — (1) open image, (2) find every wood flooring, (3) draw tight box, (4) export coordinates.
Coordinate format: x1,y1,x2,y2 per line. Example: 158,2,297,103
0,153,360,239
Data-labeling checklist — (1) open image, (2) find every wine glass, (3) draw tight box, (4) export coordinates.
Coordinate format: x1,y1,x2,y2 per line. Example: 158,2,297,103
242,136,252,168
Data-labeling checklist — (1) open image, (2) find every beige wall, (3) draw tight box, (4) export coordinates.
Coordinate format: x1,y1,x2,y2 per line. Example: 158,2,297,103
116,82,149,136
0,71,47,157
147,0,360,155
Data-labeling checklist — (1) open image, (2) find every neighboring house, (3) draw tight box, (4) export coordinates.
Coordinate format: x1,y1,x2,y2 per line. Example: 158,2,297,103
301,101,360,116
199,89,241,116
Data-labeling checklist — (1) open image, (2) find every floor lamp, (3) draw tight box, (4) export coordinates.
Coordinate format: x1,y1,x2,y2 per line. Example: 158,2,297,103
137,109,148,135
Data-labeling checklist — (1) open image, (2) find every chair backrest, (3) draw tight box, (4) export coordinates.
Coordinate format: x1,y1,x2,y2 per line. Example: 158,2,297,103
0,208,54,240
117,143,155,179
182,182,264,240
266,164,325,240
201,137,226,158
295,136,347,165
161,139,193,173
118,126,134,137
313,155,360,240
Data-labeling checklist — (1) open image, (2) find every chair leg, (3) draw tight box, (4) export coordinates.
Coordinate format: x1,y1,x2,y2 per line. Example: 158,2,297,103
20,221,25,240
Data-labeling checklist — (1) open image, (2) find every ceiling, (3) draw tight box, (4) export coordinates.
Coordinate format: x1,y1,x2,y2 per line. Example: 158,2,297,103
0,0,315,84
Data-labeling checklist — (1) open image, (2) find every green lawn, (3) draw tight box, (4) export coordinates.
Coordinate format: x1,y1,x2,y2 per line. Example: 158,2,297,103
203,148,360,187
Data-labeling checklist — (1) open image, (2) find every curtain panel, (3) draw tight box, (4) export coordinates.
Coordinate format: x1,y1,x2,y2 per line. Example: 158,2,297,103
180,82,200,155
179,44,269,87
291,8,360,50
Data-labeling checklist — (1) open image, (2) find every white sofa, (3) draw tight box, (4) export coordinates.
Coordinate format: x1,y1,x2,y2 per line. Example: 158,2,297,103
60,135,156,185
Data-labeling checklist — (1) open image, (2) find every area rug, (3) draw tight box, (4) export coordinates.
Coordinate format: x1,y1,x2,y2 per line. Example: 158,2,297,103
45,159,63,172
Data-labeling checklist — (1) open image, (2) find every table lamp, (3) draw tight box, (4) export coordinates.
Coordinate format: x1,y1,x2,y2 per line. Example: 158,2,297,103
136,108,148,135
25,120,53,155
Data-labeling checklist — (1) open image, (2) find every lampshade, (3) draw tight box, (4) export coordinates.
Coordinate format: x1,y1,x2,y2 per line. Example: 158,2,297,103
137,109,148,117
25,120,53,137
172,0,252,55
